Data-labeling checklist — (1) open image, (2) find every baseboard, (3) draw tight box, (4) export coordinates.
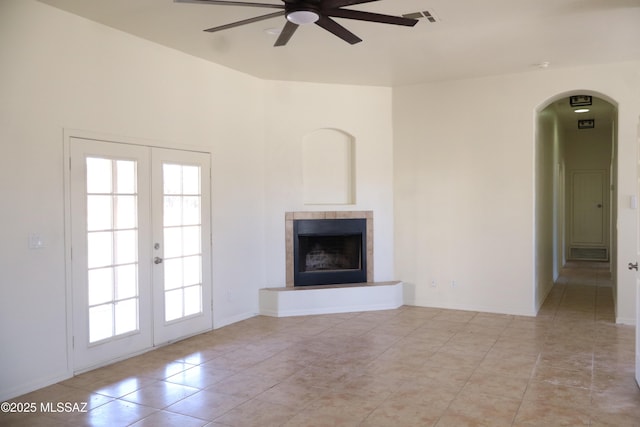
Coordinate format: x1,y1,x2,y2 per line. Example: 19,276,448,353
616,316,636,326
535,281,555,314
406,297,536,317
213,311,257,329
1,371,72,402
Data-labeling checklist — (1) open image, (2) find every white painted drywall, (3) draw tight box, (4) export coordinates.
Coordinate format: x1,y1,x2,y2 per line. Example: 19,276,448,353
302,129,354,205
0,0,267,400
393,61,640,320
534,108,558,310
262,80,396,286
2,0,638,405
0,0,397,400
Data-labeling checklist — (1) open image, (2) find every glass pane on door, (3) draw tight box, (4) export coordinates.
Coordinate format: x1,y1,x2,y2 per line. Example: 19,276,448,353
86,157,139,343
162,163,203,322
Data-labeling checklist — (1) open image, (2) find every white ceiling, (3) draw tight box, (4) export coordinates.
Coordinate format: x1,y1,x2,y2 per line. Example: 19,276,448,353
37,0,640,87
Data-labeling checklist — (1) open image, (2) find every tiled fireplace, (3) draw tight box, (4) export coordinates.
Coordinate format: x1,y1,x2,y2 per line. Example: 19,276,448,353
258,211,402,317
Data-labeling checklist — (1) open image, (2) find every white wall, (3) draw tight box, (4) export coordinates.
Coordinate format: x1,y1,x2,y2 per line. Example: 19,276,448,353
564,128,614,171
554,117,566,280
0,0,397,400
262,81,395,286
2,0,638,404
394,61,640,319
0,0,268,400
535,108,558,310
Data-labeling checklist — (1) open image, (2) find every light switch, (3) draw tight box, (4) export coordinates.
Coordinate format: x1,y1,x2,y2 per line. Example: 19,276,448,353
29,233,45,249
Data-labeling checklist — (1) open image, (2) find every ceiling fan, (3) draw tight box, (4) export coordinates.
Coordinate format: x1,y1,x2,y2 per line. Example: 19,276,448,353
175,0,418,46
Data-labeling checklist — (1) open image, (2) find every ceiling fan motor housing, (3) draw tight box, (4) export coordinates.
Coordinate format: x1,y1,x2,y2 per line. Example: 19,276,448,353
285,2,321,25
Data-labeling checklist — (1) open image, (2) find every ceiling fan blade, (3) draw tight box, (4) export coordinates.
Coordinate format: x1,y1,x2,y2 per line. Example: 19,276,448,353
322,0,379,8
327,9,418,26
204,11,284,32
175,0,284,9
315,15,362,44
274,21,299,46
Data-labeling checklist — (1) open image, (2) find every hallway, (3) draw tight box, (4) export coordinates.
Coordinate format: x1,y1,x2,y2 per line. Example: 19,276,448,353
535,261,638,426
1,262,638,426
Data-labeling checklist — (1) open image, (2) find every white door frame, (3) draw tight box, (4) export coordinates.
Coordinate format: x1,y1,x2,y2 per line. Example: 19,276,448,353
636,119,640,388
63,129,214,373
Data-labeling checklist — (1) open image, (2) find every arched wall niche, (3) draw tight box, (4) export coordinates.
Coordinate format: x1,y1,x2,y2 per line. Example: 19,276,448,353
302,128,355,205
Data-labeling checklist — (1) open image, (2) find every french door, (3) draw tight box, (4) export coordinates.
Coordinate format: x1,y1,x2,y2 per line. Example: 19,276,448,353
69,138,211,371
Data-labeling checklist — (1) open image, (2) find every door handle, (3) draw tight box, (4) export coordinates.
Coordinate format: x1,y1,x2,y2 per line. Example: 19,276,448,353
628,262,638,271
154,256,163,265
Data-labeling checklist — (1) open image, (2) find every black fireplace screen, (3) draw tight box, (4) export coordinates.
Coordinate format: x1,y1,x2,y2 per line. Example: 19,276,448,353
298,235,362,272
293,218,367,286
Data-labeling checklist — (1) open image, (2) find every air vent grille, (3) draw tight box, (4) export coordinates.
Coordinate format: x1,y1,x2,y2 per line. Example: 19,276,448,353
570,247,608,261
403,10,439,23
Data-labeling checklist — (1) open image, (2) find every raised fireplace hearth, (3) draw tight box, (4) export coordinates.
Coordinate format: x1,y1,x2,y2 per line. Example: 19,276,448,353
286,211,373,287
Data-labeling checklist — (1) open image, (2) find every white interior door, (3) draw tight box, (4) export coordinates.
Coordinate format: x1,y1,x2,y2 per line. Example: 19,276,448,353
69,138,211,371
571,170,606,246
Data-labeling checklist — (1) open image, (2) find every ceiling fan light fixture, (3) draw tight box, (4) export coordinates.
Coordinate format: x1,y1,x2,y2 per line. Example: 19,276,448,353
286,10,320,25
264,27,282,36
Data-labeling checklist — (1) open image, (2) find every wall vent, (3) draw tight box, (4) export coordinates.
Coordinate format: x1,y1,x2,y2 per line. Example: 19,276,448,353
569,247,608,261
403,10,439,23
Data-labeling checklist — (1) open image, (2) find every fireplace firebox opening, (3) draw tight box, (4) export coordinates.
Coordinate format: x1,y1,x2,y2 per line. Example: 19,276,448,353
293,218,367,286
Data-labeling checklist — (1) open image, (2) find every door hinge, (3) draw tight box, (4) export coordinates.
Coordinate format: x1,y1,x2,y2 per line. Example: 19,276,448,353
72,336,75,349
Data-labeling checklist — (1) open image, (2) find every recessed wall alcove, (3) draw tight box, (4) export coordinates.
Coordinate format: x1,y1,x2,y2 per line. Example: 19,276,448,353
302,129,355,205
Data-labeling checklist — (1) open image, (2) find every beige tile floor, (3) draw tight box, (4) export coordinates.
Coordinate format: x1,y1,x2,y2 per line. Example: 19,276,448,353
2,262,639,426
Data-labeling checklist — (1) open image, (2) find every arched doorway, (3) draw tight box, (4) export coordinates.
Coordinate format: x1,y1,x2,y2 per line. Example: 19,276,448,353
534,91,618,311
